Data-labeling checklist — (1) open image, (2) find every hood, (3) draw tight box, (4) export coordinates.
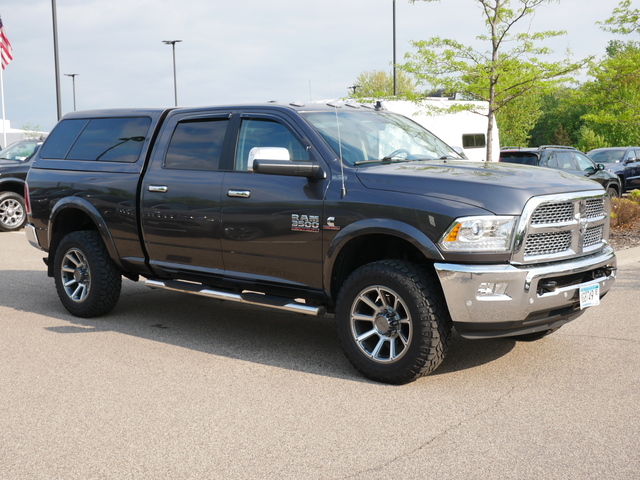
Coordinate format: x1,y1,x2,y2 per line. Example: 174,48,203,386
355,160,604,215
0,159,23,167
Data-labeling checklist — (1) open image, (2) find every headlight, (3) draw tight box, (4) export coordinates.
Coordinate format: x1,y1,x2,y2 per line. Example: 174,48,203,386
439,216,517,252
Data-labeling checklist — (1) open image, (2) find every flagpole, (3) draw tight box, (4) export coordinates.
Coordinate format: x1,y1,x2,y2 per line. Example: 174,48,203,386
1,66,6,147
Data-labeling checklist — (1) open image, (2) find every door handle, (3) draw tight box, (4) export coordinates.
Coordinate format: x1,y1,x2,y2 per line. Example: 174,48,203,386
227,190,251,198
148,185,168,193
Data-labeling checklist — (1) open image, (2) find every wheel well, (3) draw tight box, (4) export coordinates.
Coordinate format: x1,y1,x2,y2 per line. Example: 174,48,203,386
0,181,26,197
48,208,98,275
330,233,432,300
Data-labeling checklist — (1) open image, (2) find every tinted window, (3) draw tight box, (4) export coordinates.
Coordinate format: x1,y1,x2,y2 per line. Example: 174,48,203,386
590,149,624,163
500,152,537,165
39,119,88,159
462,134,486,148
164,118,229,171
66,117,151,162
235,118,309,171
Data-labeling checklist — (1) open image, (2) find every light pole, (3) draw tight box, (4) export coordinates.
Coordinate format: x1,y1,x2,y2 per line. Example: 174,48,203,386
392,0,397,96
162,40,182,106
52,0,62,120
64,73,78,111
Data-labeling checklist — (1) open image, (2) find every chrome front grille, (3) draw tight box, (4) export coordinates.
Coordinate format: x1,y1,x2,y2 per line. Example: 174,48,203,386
585,198,606,218
513,191,610,264
530,202,574,224
524,231,572,256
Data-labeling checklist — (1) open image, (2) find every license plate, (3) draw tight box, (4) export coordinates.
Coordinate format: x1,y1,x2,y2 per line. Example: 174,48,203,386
580,284,600,310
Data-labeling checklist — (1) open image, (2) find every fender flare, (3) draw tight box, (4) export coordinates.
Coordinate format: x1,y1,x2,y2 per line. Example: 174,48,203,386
0,177,27,193
47,196,123,271
323,218,444,294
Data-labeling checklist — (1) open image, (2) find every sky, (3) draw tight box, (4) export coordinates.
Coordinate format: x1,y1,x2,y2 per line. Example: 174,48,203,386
0,0,626,134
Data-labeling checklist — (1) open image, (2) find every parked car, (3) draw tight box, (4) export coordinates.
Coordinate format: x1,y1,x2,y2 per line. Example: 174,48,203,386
0,139,43,231
587,147,640,193
499,145,622,198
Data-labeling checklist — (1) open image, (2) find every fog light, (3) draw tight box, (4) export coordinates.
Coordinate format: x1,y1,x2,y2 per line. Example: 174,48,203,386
477,282,509,300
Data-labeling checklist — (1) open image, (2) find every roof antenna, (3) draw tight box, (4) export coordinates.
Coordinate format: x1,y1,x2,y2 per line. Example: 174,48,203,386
330,76,347,198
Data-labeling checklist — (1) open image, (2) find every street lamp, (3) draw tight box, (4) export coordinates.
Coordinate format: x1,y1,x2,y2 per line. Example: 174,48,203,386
162,40,182,106
52,0,62,120
392,0,397,96
64,73,79,111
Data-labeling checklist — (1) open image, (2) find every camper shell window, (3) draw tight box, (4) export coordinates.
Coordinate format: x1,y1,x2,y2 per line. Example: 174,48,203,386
462,134,486,149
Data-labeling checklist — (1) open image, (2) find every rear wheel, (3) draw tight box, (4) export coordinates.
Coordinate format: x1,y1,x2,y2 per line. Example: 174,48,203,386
0,192,27,232
54,231,122,317
335,260,452,384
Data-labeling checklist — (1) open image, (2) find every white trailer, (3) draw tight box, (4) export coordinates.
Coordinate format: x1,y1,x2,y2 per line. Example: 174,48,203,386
380,99,500,162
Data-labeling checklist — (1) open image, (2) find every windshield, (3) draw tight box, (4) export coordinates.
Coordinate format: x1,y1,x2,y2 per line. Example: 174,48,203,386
589,150,625,164
300,109,461,167
0,141,41,161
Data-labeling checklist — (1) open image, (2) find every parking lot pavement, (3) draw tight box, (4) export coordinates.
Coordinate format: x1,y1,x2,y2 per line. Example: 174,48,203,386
1,230,639,480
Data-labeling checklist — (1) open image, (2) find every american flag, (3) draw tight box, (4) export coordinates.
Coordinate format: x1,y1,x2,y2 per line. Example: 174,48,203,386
0,16,13,70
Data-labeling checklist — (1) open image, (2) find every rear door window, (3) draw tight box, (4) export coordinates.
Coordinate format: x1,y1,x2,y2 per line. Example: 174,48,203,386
164,118,229,171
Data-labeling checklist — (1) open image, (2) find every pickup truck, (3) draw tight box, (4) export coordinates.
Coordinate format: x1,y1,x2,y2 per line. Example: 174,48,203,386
0,139,43,231
24,102,617,384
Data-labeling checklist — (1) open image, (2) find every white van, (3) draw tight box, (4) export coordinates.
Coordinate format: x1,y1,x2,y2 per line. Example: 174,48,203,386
380,99,500,162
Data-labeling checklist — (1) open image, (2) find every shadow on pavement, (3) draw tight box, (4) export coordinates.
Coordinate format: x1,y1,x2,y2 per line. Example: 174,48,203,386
4,270,516,384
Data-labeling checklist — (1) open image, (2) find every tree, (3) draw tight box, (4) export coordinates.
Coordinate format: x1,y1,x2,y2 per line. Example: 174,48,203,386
348,69,417,98
573,1,640,146
577,43,640,146
403,0,589,161
598,0,640,35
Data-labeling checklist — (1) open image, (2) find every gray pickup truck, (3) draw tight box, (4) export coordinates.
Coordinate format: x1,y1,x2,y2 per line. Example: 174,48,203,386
24,102,617,384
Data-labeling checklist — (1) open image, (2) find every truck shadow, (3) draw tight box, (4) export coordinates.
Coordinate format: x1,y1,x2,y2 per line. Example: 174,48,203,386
7,271,516,383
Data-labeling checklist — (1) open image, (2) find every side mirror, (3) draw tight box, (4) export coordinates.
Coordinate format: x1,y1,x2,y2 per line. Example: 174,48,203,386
247,147,290,171
253,159,325,178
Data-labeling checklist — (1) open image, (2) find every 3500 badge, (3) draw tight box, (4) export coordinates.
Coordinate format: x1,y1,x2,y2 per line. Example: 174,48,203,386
291,214,320,232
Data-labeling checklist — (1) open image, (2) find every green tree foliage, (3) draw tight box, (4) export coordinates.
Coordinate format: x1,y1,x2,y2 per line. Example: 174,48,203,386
495,89,542,146
571,0,640,148
348,69,417,98
403,0,588,161
528,89,587,146
598,0,640,35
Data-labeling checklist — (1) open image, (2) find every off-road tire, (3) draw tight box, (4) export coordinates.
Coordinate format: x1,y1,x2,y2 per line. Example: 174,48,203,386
54,230,122,317
0,191,27,232
335,260,452,385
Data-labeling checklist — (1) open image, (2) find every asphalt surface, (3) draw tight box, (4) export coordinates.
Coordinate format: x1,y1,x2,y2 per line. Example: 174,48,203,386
1,230,638,480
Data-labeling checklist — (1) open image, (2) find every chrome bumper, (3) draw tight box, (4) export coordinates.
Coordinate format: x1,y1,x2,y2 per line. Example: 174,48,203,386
434,246,617,338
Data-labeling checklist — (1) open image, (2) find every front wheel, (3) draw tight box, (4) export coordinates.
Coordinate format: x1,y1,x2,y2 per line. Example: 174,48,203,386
0,191,27,232
335,260,452,384
54,231,122,317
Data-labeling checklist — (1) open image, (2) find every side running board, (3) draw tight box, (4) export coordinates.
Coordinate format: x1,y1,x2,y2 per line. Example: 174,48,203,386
145,279,326,317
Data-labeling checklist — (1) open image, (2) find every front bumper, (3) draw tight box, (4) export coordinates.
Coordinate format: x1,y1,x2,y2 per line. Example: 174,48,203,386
434,246,617,339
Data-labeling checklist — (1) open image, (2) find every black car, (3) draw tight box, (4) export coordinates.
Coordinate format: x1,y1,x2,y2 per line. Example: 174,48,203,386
0,139,43,231
499,145,622,198
587,147,640,193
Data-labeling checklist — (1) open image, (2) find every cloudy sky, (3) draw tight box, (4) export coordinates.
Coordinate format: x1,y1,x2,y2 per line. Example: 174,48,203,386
0,0,624,133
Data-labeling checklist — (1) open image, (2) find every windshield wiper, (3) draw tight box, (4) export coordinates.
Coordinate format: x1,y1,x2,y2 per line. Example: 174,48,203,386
353,158,411,166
